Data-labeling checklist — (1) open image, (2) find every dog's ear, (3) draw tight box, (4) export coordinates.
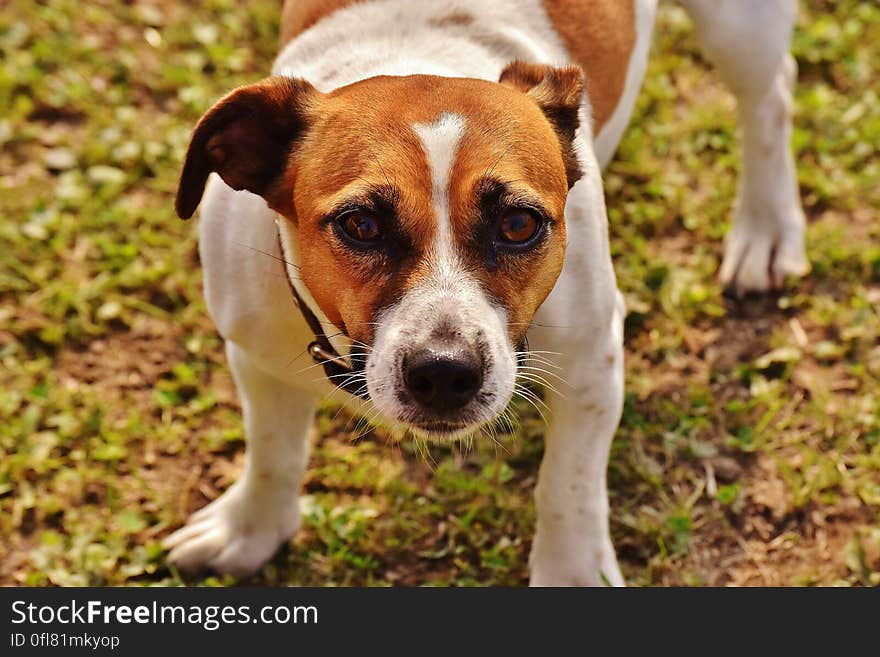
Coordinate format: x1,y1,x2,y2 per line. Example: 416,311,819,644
176,76,319,219
499,62,585,187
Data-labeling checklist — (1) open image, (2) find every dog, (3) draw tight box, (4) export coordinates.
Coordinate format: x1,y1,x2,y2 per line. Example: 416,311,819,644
163,0,808,586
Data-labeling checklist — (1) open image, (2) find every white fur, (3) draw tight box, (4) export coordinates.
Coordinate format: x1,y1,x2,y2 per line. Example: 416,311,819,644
165,0,807,584
679,0,808,293
413,112,465,265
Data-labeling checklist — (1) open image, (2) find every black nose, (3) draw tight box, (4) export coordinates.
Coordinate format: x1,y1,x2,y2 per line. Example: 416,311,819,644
403,348,483,413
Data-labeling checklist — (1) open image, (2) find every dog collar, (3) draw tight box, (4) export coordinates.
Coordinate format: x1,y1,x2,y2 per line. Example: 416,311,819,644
274,224,366,398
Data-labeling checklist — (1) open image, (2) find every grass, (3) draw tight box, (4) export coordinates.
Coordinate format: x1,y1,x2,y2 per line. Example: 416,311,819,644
1,0,878,587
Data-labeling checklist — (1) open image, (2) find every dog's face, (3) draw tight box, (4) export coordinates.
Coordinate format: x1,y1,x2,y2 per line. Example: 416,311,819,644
177,64,583,439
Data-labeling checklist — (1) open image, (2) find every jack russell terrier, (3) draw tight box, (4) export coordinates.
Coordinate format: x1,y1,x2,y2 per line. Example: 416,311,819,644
163,0,808,585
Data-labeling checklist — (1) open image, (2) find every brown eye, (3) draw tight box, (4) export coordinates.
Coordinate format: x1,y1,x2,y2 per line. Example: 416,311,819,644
498,209,540,244
340,211,382,243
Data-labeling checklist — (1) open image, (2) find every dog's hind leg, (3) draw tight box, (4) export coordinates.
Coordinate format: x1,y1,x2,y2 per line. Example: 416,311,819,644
679,0,808,294
164,342,315,578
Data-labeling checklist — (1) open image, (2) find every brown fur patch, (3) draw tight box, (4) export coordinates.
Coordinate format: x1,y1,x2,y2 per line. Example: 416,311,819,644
542,0,637,132
498,62,585,188
287,79,436,337
288,75,571,345
441,81,569,341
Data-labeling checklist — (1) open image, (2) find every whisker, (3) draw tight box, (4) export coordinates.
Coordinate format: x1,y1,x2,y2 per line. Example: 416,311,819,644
517,365,570,385
296,358,347,377
518,365,569,386
351,404,384,443
508,321,577,329
233,241,301,270
517,373,566,399
513,353,564,369
515,382,548,408
286,331,350,368
513,385,549,424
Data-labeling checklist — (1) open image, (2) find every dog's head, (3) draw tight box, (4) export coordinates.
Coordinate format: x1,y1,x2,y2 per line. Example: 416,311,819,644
177,64,583,440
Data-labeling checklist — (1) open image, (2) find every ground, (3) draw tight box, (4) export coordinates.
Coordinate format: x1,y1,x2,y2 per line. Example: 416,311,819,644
1,0,878,587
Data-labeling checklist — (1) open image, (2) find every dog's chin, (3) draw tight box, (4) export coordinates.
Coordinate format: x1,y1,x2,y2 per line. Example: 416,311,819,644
406,420,486,443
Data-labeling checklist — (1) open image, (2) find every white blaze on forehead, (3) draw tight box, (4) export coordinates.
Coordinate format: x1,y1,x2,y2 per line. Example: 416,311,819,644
413,113,466,270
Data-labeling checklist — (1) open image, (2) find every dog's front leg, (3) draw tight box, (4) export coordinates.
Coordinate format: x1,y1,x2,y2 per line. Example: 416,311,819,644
527,292,626,587
164,342,315,578
525,158,625,586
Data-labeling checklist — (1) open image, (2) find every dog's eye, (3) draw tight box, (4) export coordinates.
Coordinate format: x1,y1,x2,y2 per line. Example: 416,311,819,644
339,211,382,243
498,209,540,245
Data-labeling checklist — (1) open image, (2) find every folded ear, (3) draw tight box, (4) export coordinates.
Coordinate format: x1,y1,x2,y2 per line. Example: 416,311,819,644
176,76,319,219
499,62,585,187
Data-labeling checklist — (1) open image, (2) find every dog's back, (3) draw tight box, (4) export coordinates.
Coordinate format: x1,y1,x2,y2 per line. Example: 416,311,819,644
279,0,649,138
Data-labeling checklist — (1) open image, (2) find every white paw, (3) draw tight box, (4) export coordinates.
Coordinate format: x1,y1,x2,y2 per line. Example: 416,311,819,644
718,206,809,295
163,482,301,578
529,540,625,587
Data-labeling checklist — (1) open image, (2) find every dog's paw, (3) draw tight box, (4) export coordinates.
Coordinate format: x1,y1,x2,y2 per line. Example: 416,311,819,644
529,566,624,587
718,206,809,296
529,539,625,587
163,482,301,578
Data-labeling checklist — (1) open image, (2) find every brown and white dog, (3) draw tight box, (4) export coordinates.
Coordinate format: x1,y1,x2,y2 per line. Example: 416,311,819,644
164,0,808,585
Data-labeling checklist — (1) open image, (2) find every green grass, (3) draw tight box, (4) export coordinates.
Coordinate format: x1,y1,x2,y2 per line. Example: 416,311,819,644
1,0,878,586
